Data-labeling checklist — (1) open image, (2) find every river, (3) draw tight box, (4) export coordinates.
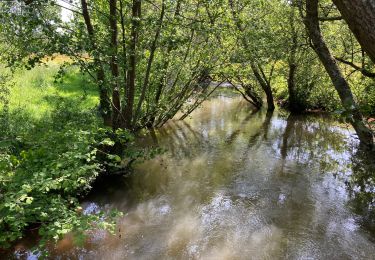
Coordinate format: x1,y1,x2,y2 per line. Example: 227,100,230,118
11,95,375,259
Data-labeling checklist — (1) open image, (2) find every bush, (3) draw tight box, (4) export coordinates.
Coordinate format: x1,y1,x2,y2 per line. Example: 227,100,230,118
0,97,130,250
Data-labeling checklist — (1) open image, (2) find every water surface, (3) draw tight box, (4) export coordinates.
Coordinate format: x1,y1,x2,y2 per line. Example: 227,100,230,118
13,96,375,259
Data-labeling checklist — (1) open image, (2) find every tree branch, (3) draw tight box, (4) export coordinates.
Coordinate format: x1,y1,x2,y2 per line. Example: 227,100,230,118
318,16,342,21
335,56,375,78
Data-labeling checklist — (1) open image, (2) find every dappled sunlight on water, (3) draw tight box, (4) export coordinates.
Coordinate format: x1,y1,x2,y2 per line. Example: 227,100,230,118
9,96,375,259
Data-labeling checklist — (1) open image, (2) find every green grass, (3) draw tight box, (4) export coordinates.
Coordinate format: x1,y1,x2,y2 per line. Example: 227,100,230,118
9,64,99,118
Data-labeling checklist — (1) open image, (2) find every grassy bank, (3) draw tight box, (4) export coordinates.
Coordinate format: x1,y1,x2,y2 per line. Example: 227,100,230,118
9,64,98,118
0,63,130,251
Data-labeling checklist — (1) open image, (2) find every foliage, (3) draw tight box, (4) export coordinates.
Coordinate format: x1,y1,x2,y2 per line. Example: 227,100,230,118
0,0,228,129
1,0,375,118
0,0,375,252
0,71,136,249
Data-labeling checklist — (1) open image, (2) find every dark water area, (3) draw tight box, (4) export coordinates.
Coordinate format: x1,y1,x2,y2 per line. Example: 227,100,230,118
5,96,375,259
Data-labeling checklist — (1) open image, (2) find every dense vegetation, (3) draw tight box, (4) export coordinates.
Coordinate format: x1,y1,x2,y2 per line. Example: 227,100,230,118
0,64,134,249
0,0,374,253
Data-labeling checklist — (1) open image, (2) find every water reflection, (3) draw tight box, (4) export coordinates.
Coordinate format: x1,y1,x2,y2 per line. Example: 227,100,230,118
6,95,375,259
348,147,375,236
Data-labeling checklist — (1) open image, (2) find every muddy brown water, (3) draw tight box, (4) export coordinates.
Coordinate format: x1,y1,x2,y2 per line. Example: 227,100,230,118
8,96,375,259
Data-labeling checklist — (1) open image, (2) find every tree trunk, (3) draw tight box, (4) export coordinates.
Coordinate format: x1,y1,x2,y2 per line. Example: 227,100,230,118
251,63,275,111
81,0,112,126
287,4,299,113
123,0,141,129
119,0,128,114
147,0,182,127
109,0,121,129
227,79,262,109
287,63,298,112
332,0,375,63
229,0,275,111
304,0,373,147
133,0,165,125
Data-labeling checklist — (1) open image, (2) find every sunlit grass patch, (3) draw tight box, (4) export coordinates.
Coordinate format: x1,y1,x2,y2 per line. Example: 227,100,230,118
9,64,99,119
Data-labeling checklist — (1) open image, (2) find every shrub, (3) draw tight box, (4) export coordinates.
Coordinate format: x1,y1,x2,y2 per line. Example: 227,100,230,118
0,97,129,250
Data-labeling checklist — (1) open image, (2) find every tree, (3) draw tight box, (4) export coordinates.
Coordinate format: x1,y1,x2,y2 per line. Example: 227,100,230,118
332,0,375,63
1,0,223,131
304,0,374,147
228,0,276,111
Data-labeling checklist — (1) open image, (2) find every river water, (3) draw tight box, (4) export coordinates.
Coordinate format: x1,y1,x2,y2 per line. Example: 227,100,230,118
11,95,375,259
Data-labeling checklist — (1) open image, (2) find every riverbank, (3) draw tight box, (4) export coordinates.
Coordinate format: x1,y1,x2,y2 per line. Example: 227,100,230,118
0,64,132,252
3,95,375,259
1,62,375,257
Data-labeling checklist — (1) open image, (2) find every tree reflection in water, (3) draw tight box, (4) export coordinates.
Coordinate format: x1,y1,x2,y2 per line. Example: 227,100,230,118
348,148,375,235
275,113,375,235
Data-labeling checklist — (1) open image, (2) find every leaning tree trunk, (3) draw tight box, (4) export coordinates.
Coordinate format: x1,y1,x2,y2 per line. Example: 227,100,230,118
229,0,275,111
304,0,373,147
146,0,182,127
332,0,375,64
133,0,165,125
250,63,275,111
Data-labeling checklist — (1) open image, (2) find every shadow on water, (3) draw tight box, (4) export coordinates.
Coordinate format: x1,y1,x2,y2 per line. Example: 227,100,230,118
5,95,375,259
347,148,375,236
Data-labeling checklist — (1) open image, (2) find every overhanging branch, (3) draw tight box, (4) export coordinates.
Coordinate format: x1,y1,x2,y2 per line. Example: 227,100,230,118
335,56,375,78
